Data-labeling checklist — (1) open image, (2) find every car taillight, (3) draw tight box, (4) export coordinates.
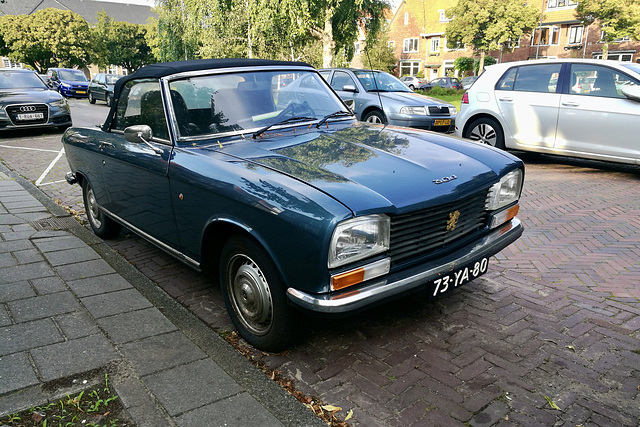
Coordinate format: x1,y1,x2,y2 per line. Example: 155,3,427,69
462,92,469,104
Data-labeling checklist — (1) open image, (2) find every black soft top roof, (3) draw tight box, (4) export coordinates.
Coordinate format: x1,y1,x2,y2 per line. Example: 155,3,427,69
105,58,314,131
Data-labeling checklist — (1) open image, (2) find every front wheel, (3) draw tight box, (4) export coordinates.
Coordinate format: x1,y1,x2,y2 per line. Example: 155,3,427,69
363,110,386,125
220,236,300,352
106,93,112,107
82,179,121,238
464,117,505,149
88,92,96,104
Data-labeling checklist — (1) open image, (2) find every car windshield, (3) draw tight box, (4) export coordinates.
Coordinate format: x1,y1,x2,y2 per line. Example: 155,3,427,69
168,70,349,140
0,71,48,89
106,75,121,84
353,70,411,93
58,70,88,82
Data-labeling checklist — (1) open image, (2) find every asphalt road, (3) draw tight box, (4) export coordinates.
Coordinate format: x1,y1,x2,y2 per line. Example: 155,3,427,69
1,98,639,426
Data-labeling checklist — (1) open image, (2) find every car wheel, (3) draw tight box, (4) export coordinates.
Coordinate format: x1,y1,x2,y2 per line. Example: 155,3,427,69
409,84,415,90
88,92,95,104
82,179,121,239
465,117,505,150
106,93,112,107
220,236,300,352
363,110,386,125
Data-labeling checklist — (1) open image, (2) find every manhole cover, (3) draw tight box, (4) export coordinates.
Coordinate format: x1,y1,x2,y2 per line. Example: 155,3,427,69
32,216,79,231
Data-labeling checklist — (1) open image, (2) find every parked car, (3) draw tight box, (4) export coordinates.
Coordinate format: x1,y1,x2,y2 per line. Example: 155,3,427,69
319,68,457,132
400,75,424,90
455,58,640,165
0,68,72,132
88,73,122,106
461,76,479,90
46,68,89,98
62,58,524,351
419,77,463,91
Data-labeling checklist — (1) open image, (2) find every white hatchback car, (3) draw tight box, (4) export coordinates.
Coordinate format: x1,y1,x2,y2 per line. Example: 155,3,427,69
455,58,640,165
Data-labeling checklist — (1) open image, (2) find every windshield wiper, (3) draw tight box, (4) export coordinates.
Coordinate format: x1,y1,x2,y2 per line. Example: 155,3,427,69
252,116,316,139
315,110,353,128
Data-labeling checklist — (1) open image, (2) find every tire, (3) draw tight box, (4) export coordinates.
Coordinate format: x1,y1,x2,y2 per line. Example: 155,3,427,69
88,92,96,104
464,117,505,150
408,84,415,90
82,179,121,238
220,236,300,352
363,110,386,125
106,93,112,107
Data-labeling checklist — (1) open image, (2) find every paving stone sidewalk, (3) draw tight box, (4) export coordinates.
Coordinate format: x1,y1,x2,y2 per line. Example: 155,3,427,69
0,165,323,427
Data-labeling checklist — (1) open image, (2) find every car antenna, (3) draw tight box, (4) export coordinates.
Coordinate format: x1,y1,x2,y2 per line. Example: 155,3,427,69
364,47,385,125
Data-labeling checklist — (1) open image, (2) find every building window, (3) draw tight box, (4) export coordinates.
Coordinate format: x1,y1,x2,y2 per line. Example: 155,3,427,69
430,37,440,52
507,38,521,49
388,41,395,49
547,0,577,9
400,61,421,77
404,13,408,25
439,10,451,23
354,42,361,55
568,26,584,44
532,26,560,46
444,37,464,51
593,52,634,61
403,38,419,53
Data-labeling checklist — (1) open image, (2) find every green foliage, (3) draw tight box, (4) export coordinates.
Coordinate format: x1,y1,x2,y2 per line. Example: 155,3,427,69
453,57,474,74
576,0,640,44
0,8,91,72
360,35,397,74
474,55,495,73
445,0,539,55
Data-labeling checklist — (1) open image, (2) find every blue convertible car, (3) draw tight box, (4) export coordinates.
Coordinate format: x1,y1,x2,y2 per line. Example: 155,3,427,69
62,58,524,351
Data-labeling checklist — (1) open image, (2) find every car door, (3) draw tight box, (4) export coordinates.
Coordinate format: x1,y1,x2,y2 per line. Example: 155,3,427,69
556,63,640,162
100,78,180,247
329,70,359,113
95,74,106,101
495,63,562,149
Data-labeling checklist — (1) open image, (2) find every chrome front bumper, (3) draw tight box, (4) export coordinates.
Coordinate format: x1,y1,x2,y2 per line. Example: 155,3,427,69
287,218,523,314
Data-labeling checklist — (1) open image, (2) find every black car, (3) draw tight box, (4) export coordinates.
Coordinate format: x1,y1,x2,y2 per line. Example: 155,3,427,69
0,68,72,132
88,73,122,106
419,77,463,91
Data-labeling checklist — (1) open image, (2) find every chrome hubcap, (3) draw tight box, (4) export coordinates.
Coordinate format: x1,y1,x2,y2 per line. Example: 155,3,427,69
228,255,272,335
87,187,102,228
469,123,497,146
366,115,383,124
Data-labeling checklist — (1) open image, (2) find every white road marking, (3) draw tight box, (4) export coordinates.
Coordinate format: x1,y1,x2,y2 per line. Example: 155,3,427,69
0,144,61,153
36,148,66,186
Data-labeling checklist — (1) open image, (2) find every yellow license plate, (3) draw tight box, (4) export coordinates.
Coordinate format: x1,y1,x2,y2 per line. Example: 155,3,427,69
77,91,86,94
434,119,451,126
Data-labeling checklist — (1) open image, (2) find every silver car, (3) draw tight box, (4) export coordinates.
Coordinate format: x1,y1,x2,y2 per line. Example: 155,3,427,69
455,58,640,165
320,68,456,133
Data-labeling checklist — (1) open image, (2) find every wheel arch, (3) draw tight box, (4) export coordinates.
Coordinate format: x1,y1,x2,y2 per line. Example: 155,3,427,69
461,112,504,140
360,106,386,122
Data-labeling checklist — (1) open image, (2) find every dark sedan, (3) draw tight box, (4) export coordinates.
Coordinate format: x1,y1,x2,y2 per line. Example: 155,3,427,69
0,68,72,132
62,58,524,351
88,73,122,106
420,76,463,91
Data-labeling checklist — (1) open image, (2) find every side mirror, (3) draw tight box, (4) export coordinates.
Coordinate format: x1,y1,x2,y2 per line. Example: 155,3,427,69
621,85,640,102
124,124,153,143
342,85,357,93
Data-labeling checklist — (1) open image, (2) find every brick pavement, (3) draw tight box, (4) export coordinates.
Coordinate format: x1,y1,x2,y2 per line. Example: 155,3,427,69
2,130,639,426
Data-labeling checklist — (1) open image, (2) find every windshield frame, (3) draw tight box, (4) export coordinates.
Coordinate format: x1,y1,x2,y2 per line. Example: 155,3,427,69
163,66,353,144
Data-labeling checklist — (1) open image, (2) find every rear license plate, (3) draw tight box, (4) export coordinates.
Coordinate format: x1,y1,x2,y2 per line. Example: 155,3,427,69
434,119,451,126
431,257,489,297
17,113,44,120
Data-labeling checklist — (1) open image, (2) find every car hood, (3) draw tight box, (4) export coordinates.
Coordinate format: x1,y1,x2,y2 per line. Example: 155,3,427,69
203,124,516,215
60,80,89,87
0,89,63,104
378,91,453,107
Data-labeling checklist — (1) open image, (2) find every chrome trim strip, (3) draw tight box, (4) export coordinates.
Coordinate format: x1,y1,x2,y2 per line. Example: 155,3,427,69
100,206,201,270
287,218,523,313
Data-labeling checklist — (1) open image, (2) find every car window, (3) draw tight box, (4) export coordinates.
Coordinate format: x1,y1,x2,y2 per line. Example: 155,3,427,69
319,70,330,82
497,64,561,93
106,75,120,85
112,79,170,141
331,71,357,91
569,64,639,98
0,71,48,89
353,70,410,92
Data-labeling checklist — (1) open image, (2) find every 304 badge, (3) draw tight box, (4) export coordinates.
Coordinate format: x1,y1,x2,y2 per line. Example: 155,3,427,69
431,257,489,297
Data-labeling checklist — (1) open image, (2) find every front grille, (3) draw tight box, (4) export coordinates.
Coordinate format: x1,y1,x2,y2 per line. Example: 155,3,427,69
7,104,49,125
389,190,489,264
428,106,451,116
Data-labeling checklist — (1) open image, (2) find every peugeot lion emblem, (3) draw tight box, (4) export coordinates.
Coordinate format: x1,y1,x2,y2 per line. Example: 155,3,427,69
446,210,460,231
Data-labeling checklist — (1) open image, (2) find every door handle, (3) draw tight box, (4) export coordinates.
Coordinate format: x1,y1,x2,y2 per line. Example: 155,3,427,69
99,141,114,149
498,97,513,102
562,102,579,107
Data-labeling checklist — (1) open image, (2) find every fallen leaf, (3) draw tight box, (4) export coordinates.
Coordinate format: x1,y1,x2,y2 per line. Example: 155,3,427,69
544,396,561,410
321,404,342,413
345,409,354,421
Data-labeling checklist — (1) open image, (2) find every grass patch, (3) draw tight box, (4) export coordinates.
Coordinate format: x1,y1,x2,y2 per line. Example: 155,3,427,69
416,88,465,110
1,375,132,427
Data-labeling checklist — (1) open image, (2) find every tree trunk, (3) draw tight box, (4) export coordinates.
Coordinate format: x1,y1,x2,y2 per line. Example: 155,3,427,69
321,9,334,68
478,51,486,75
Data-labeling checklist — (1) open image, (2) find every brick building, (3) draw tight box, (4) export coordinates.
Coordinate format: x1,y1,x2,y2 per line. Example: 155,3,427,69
382,0,640,79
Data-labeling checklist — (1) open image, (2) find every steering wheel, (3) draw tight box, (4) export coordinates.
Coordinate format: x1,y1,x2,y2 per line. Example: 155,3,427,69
276,101,315,120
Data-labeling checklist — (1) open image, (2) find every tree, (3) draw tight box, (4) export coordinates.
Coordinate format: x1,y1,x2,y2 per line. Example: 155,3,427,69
359,34,396,73
576,0,640,59
445,0,539,74
453,57,474,76
0,9,91,72
91,12,155,73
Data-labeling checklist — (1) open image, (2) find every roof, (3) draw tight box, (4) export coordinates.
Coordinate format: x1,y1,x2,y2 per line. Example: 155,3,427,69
0,0,156,25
